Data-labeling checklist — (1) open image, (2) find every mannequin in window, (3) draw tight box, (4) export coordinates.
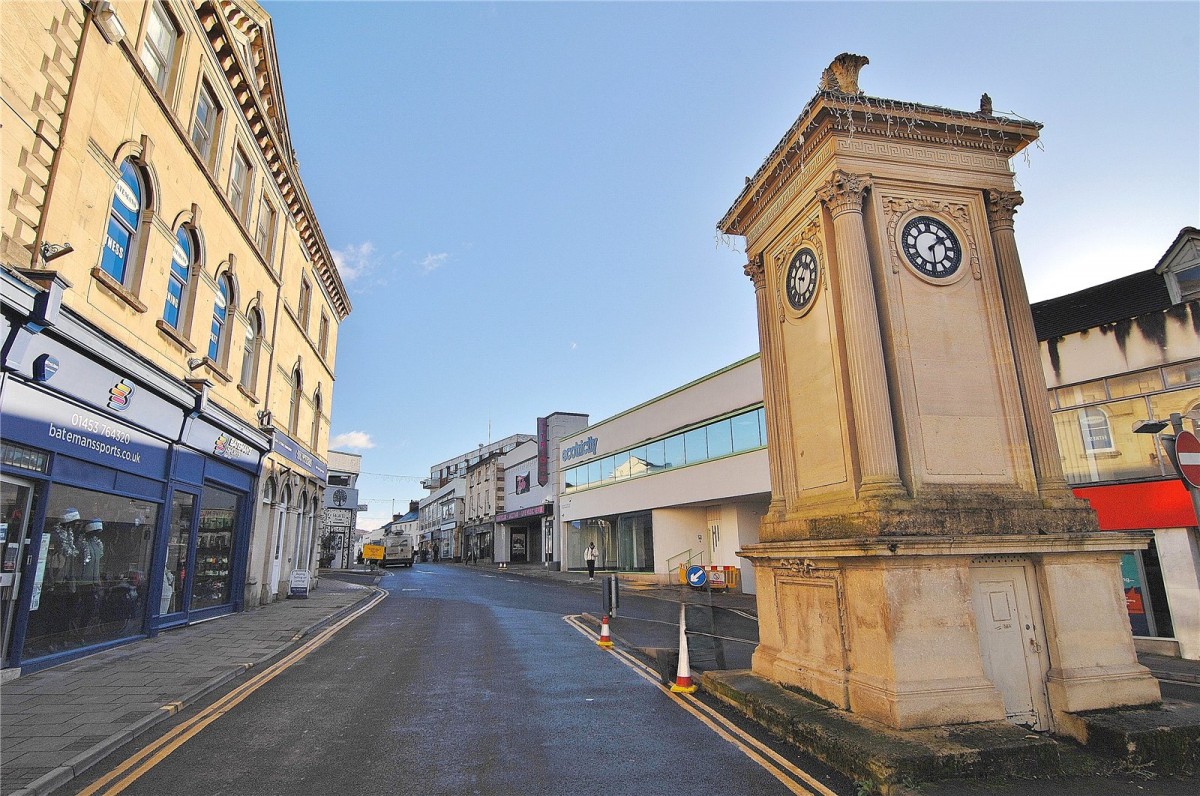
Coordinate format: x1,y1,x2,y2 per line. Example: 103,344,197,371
76,518,105,636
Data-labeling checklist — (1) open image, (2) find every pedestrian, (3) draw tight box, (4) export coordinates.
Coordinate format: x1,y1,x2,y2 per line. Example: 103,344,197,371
585,541,597,581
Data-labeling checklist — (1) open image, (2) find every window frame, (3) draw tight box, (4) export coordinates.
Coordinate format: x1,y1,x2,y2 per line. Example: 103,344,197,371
239,307,263,394
228,146,252,222
140,2,181,94
191,79,221,166
1078,406,1116,453
207,274,232,363
99,159,146,288
254,194,278,263
298,277,312,334
317,312,330,360
162,224,198,330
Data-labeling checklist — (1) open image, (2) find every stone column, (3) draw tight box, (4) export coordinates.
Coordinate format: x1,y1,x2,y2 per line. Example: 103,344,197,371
745,254,793,515
985,190,1070,496
817,171,904,498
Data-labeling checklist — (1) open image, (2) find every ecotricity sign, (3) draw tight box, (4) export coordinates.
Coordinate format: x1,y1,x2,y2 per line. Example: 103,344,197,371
561,436,598,462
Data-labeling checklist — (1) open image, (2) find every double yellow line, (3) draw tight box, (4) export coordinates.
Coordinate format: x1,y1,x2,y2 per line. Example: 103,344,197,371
76,588,387,796
563,614,840,796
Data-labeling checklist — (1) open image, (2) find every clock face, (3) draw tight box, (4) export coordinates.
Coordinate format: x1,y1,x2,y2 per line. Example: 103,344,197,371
785,248,820,313
901,216,962,278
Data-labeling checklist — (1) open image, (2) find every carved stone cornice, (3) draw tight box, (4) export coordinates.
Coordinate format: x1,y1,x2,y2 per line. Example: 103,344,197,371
985,189,1024,232
744,253,766,289
817,170,872,217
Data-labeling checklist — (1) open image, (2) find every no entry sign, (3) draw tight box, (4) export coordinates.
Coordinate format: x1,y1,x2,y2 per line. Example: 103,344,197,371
1176,430,1200,489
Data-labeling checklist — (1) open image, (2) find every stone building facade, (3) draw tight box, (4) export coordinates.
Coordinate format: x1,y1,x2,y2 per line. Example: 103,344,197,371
0,0,348,675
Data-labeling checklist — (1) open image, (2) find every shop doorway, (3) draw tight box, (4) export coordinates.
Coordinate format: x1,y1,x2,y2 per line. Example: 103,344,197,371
970,563,1051,731
268,487,290,597
2,476,35,668
159,489,197,621
511,531,527,563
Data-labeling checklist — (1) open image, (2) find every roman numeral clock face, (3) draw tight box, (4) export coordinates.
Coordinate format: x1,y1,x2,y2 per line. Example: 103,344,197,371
785,248,820,314
901,216,962,279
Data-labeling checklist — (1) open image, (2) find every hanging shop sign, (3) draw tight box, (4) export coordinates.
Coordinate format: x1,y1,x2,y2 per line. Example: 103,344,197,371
324,487,359,509
537,416,549,486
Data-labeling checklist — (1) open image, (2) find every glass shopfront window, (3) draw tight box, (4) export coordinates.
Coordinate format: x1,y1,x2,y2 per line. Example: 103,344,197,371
567,513,654,573
161,491,194,616
23,484,158,660
562,406,767,493
193,485,238,610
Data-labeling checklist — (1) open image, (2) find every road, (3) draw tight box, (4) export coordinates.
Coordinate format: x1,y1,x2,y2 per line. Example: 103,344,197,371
71,565,856,796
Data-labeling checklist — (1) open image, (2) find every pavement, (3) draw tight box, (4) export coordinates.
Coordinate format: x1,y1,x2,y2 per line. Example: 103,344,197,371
0,562,1196,796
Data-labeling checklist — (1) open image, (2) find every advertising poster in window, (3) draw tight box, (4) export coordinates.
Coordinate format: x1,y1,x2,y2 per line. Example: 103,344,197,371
1120,552,1151,636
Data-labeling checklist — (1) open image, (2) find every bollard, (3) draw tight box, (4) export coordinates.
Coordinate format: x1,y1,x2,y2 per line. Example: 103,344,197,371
602,574,620,617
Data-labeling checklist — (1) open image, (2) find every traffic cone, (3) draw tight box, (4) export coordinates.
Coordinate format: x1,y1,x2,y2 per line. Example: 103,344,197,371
670,602,696,693
596,615,614,648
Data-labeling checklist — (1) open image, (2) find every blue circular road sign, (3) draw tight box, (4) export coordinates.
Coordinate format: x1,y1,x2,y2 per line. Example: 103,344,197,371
686,565,707,588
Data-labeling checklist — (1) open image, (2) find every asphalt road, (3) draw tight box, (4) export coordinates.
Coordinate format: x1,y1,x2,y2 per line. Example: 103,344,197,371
72,565,856,796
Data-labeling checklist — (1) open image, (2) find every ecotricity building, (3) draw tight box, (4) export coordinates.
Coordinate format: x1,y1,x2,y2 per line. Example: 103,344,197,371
556,355,770,593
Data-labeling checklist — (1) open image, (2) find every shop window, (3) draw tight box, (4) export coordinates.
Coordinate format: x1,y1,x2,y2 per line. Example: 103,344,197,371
140,2,180,93
707,418,734,458
239,308,263,394
163,225,197,329
193,484,238,610
664,435,684,469
22,485,159,660
191,80,221,166
1078,406,1114,452
100,160,145,286
1164,360,1200,388
207,275,232,362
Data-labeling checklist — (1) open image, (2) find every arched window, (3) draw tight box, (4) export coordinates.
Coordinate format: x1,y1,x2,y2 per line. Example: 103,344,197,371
101,159,144,285
1079,406,1114,452
163,226,197,329
208,275,231,361
311,388,323,450
240,308,263,393
288,367,303,436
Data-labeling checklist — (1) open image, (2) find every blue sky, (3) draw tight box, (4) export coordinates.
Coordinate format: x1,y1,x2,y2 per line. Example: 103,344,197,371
262,1,1199,529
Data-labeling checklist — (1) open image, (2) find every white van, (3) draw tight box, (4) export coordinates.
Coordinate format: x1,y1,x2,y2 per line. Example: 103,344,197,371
382,533,415,567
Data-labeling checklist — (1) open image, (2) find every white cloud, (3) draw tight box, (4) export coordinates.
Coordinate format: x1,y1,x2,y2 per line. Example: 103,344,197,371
329,431,375,450
332,241,377,283
419,252,448,274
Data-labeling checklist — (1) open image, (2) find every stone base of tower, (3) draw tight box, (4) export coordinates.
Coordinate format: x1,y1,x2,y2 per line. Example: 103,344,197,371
742,533,1162,733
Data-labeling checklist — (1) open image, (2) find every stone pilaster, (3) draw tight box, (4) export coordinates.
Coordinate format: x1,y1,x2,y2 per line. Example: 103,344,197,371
985,190,1071,497
746,254,791,515
817,171,904,498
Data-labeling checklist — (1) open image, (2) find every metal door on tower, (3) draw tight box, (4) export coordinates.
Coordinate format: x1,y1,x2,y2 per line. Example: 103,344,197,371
970,563,1052,731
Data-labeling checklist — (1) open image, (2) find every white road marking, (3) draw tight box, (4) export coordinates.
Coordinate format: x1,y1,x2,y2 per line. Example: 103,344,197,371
563,614,839,796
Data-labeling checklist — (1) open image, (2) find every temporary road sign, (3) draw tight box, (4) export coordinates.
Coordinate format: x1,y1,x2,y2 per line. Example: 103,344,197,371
1176,430,1200,489
686,565,707,588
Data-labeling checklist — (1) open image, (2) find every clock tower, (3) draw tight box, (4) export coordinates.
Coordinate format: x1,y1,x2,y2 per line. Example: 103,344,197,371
719,54,1159,734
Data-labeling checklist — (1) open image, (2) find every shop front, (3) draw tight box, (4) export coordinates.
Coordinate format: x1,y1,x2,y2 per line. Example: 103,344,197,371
495,504,552,566
1,282,266,673
565,512,654,574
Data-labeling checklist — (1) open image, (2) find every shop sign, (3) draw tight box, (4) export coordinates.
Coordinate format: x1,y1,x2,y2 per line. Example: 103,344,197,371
324,486,359,509
537,416,549,486
272,429,328,482
325,508,352,526
362,544,384,561
13,335,183,440
495,504,548,523
288,569,311,599
562,436,598,462
183,418,262,472
0,379,169,476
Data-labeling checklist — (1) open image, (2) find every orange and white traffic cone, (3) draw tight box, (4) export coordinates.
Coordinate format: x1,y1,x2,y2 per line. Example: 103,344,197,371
670,602,696,693
596,615,614,648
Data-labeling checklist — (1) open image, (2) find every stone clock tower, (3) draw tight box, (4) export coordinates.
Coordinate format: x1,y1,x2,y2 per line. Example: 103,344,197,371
719,54,1159,735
